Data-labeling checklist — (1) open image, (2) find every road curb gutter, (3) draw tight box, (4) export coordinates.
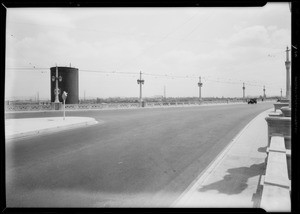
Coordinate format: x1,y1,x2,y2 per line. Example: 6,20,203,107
5,119,99,141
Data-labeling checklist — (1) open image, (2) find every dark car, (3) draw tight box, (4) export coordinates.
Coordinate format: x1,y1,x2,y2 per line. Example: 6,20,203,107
248,98,257,104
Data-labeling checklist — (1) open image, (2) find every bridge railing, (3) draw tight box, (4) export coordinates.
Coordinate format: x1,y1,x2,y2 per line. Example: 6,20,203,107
6,99,276,112
5,104,52,112
260,135,291,212
64,103,140,110
261,108,291,212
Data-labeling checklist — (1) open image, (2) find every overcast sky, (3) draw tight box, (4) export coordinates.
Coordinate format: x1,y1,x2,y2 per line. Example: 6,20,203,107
5,3,291,100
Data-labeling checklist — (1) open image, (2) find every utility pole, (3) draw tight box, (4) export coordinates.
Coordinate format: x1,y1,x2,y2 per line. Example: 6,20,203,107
242,82,245,100
198,76,203,101
263,85,266,100
137,71,144,106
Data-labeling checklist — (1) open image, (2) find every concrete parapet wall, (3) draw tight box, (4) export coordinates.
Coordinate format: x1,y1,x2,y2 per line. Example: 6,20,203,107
260,135,291,212
5,104,52,111
273,103,289,112
278,99,290,103
265,116,291,145
5,99,276,112
65,103,140,110
261,109,292,212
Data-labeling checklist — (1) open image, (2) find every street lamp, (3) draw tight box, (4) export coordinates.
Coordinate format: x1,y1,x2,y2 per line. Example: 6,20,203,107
198,76,203,101
52,65,63,103
285,46,291,107
242,82,245,100
137,71,144,106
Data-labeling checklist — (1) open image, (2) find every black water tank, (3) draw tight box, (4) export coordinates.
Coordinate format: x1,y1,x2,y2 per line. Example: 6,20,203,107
50,66,79,104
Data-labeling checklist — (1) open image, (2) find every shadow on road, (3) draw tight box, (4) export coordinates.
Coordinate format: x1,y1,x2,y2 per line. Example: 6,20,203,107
257,146,267,153
198,162,266,195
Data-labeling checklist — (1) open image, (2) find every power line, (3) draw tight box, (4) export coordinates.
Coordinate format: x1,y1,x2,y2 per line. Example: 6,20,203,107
6,67,49,70
267,50,285,58
6,66,284,89
8,20,213,43
80,69,137,75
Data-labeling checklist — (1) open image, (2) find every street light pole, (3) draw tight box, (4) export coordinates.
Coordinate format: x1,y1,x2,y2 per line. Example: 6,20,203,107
263,85,266,99
52,64,63,103
285,46,291,99
242,82,245,100
198,76,203,101
137,71,144,106
55,65,59,103
140,71,142,102
285,46,291,108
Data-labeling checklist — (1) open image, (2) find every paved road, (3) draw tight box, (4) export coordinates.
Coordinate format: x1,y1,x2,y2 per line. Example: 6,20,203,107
6,103,273,207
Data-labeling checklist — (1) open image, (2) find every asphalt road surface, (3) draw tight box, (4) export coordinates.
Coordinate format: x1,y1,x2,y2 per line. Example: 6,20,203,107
5,102,273,207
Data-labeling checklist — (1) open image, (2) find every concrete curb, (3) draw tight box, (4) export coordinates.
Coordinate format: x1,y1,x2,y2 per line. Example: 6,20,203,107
5,118,99,141
171,108,273,207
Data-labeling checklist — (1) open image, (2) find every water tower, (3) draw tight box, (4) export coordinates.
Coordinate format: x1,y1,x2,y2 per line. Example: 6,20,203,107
50,66,79,104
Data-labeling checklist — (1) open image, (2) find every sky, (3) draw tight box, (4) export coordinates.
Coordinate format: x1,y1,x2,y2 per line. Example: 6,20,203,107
5,3,291,100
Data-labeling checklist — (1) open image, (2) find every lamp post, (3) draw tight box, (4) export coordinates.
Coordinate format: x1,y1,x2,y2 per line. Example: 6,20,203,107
263,85,266,100
198,76,203,101
137,71,144,106
280,46,292,117
242,82,245,101
62,91,68,120
285,46,291,107
52,65,62,103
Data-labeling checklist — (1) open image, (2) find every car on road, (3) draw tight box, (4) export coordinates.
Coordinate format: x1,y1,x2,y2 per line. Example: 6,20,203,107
248,98,257,104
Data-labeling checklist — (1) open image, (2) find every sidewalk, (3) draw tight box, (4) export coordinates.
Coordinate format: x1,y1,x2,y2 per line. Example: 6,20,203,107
172,108,273,208
5,117,99,140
